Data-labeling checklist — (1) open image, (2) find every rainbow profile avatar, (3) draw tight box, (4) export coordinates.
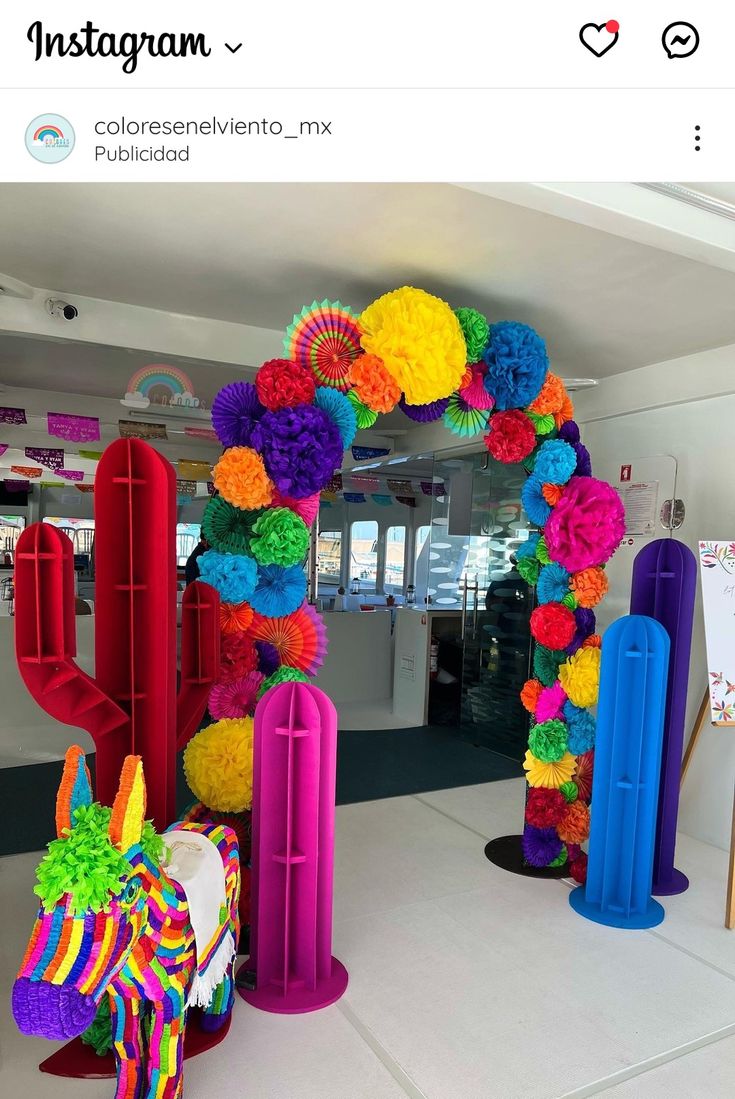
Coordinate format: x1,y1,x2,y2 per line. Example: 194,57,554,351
12,746,240,1099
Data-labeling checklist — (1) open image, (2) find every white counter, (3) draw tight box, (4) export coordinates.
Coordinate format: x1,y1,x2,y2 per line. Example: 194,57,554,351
314,610,393,705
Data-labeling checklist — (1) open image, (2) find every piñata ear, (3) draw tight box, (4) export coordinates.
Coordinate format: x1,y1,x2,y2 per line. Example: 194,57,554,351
108,755,146,851
56,745,93,838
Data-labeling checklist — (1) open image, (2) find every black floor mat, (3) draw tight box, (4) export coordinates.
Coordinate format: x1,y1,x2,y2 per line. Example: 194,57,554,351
0,730,521,855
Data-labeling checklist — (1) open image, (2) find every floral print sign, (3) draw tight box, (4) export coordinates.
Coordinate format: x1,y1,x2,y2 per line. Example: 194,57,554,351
699,541,735,723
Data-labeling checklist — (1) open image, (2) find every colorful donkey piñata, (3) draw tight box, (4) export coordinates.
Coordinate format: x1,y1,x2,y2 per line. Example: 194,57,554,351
12,745,240,1099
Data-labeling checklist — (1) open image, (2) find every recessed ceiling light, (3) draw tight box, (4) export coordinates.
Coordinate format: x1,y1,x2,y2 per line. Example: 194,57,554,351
561,378,599,391
637,183,735,221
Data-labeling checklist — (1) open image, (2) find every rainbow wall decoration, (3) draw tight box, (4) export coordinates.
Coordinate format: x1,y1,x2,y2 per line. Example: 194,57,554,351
122,364,203,410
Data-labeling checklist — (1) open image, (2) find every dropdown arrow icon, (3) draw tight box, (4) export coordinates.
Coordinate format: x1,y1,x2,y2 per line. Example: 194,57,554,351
225,42,243,53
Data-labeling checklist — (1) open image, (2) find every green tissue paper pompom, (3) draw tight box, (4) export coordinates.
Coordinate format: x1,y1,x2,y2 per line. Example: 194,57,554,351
251,507,310,567
516,557,540,585
455,307,490,363
528,718,568,763
258,665,310,698
527,411,556,436
533,646,567,687
535,537,550,565
559,781,579,803
202,495,262,556
81,998,113,1056
548,844,568,868
561,592,578,610
35,805,161,915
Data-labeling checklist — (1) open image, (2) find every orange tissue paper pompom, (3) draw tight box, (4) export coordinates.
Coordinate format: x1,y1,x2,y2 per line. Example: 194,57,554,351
219,601,255,636
570,566,609,608
554,388,575,427
582,634,602,649
557,799,590,844
521,678,544,714
542,482,564,506
348,354,402,413
528,372,565,416
213,447,274,509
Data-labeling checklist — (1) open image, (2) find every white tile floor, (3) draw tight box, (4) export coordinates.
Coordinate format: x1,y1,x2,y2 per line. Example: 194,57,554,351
3,778,735,1098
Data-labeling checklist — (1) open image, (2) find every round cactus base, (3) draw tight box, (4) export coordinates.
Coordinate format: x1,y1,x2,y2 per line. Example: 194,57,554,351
38,1008,232,1078
569,884,665,929
236,956,348,1014
652,867,689,897
484,835,568,879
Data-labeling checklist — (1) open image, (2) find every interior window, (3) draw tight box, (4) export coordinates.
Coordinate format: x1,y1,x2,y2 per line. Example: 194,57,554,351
318,529,343,591
385,525,406,594
350,520,378,593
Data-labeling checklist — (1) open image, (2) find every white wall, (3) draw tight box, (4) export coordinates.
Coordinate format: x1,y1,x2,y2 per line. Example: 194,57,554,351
576,346,735,851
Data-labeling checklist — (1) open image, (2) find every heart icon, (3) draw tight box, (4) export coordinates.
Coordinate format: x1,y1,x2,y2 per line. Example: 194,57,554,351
580,20,620,57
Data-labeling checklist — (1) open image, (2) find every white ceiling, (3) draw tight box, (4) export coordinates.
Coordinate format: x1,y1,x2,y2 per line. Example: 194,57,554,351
2,183,735,391
0,334,248,402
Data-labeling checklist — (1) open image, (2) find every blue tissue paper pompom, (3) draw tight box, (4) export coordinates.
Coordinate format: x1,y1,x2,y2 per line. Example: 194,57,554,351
533,439,577,486
314,387,357,449
537,562,571,604
516,532,541,561
198,549,257,604
521,474,552,528
563,701,596,754
482,321,549,410
250,563,307,618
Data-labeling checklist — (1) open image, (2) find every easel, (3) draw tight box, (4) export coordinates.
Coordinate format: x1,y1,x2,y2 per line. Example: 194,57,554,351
680,688,735,928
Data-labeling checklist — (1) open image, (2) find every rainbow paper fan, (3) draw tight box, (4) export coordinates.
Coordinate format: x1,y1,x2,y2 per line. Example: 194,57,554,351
443,393,490,437
284,300,362,391
251,601,327,675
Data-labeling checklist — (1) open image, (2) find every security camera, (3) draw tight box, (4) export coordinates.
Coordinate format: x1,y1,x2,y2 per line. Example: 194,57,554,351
46,297,78,321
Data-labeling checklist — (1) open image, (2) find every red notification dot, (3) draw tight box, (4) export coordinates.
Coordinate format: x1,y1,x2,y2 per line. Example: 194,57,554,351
606,20,620,33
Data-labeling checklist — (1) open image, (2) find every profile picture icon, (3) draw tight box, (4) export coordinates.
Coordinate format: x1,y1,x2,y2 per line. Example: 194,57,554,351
25,113,75,164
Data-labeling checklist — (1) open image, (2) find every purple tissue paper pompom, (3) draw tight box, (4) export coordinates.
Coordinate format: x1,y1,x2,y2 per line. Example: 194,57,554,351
251,403,344,499
566,606,597,655
398,396,450,423
211,381,265,448
558,419,581,444
522,825,563,868
572,441,592,477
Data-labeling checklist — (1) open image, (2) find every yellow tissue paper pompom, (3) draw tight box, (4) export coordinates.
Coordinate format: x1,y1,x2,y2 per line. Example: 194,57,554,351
359,286,467,405
183,717,254,812
558,647,601,709
523,750,577,789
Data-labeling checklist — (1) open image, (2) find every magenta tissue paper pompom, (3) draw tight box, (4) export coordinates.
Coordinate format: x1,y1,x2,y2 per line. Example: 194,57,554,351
535,681,568,724
545,476,625,572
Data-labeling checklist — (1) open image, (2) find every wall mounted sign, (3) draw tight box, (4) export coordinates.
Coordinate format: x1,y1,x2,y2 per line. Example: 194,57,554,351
619,480,659,537
699,541,735,724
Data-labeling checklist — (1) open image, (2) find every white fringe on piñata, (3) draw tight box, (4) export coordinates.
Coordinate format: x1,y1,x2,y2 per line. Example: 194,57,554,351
162,828,236,1009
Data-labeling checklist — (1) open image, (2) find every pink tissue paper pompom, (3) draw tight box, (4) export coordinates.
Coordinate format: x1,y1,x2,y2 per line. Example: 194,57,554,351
545,476,625,572
535,681,568,724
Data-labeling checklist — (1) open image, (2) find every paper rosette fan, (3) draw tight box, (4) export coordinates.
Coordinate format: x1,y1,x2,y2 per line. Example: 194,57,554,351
284,300,362,391
459,363,495,411
442,393,490,437
251,601,327,675
574,750,594,802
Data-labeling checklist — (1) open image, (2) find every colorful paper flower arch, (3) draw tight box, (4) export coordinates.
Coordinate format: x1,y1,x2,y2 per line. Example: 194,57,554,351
206,287,625,877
